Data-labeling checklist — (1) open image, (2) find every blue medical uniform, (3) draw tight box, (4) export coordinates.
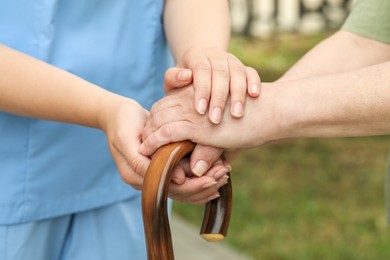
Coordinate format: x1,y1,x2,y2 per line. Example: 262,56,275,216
0,1,171,258
0,0,170,224
0,0,172,259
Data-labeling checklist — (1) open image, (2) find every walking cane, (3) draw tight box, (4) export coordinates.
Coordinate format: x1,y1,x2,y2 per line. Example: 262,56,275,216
142,141,232,260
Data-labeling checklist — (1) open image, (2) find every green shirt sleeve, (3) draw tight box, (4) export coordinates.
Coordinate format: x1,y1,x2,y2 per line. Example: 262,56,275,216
342,0,390,44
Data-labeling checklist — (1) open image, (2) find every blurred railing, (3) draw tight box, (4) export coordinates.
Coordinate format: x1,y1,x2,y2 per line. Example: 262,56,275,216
230,0,355,38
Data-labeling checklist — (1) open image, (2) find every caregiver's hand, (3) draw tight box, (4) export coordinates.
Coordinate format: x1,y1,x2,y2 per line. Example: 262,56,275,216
100,97,229,204
167,47,261,124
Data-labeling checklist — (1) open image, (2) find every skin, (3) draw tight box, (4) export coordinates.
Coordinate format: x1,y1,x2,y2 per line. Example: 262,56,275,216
162,0,261,193
0,44,225,204
140,31,390,155
164,0,261,122
0,0,261,204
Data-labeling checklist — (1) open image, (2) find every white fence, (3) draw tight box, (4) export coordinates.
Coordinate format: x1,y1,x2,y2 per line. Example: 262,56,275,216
230,0,355,37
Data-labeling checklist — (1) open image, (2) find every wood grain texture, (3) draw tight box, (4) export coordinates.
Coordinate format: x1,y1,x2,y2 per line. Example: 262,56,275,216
142,141,232,260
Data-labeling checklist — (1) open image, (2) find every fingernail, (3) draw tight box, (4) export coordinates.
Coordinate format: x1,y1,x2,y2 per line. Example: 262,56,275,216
208,193,220,201
210,107,222,124
226,164,232,172
192,160,209,176
250,83,259,95
202,181,218,189
214,168,229,180
212,159,223,166
216,175,230,188
232,101,243,118
178,69,191,81
197,98,207,115
172,175,180,184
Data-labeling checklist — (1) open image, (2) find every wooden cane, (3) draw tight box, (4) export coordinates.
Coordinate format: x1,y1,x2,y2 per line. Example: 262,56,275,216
142,141,232,260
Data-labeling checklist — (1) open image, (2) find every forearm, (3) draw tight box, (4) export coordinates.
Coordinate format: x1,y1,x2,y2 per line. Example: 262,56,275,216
0,45,126,129
163,0,230,62
280,31,390,82
275,61,390,139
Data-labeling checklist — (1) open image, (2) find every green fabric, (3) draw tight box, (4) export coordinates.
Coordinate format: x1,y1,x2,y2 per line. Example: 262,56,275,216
342,0,390,44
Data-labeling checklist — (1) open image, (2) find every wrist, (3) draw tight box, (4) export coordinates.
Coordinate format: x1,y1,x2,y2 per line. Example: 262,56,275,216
253,82,302,144
95,92,137,133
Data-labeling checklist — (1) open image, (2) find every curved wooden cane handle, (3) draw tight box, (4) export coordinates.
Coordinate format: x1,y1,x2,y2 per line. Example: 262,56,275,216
142,141,232,260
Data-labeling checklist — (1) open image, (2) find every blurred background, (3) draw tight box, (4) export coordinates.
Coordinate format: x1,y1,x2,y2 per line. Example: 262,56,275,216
174,0,390,259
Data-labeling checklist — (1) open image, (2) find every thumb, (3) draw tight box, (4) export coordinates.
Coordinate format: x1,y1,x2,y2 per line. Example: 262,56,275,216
164,67,193,93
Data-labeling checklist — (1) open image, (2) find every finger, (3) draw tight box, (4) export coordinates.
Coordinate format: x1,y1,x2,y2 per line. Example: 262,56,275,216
143,94,191,141
190,145,224,176
138,121,191,156
168,176,219,203
177,187,220,205
163,67,193,93
169,160,231,204
204,162,231,184
245,66,261,97
181,168,230,204
170,157,191,185
171,165,186,185
186,52,212,115
228,55,247,118
140,121,198,156
169,175,216,196
187,193,221,205
208,54,230,124
176,157,199,178
110,144,149,190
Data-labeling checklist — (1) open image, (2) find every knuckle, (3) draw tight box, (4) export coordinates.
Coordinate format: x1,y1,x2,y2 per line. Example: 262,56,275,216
213,66,229,78
194,63,211,73
211,94,227,105
230,62,246,74
161,124,174,138
150,102,159,113
246,66,259,76
150,113,162,129
129,156,145,176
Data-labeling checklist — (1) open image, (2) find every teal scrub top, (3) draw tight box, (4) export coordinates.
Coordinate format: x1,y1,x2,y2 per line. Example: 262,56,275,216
0,0,171,224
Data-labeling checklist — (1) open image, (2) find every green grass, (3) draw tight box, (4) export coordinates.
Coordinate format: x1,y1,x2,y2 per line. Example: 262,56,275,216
173,33,390,259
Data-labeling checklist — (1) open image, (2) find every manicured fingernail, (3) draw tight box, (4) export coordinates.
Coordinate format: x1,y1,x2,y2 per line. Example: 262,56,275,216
202,181,218,189
178,69,191,81
250,83,259,95
192,160,209,176
210,107,222,124
197,98,207,115
208,193,220,201
232,101,243,118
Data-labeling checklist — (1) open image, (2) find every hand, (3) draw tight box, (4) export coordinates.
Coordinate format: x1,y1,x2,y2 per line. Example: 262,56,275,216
160,67,234,202
167,47,261,124
98,96,230,204
167,153,231,204
140,84,280,156
99,98,151,190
